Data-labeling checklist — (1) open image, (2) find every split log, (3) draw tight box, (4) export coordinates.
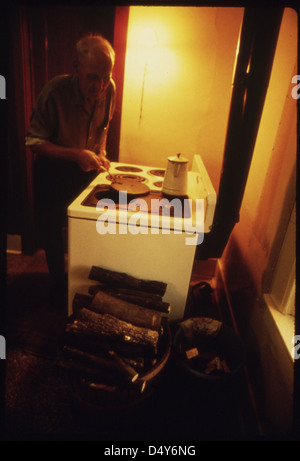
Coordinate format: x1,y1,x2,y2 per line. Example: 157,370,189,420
123,356,145,372
57,357,118,384
63,327,151,359
89,266,167,297
108,350,139,382
84,377,146,394
89,285,170,314
89,290,162,331
66,308,159,356
133,379,146,394
89,285,162,300
73,293,93,313
62,345,139,383
82,380,118,392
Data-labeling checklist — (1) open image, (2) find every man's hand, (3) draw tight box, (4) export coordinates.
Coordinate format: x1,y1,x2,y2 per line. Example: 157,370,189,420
98,149,111,171
28,141,110,172
76,149,108,172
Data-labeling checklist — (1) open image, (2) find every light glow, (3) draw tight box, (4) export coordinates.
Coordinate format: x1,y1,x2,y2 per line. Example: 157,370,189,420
119,6,244,173
139,27,158,48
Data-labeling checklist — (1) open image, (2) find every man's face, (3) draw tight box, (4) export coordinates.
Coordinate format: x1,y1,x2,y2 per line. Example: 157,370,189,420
77,56,113,103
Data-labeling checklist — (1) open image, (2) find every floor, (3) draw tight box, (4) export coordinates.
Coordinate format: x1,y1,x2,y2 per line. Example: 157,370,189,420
2,250,261,441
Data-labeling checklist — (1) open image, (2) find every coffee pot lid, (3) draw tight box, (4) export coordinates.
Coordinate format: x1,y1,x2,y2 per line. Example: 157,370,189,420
168,153,189,164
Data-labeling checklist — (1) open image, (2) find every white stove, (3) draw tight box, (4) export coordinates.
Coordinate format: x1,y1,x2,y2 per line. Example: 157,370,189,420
67,154,216,321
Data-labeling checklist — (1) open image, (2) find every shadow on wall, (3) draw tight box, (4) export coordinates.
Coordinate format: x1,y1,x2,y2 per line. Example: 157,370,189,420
219,234,294,437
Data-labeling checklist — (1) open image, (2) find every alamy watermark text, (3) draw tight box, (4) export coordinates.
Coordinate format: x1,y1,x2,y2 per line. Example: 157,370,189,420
0,335,6,359
0,75,6,99
95,192,204,245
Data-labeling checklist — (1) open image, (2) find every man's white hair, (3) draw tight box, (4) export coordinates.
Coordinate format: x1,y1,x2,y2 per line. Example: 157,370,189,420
76,35,115,67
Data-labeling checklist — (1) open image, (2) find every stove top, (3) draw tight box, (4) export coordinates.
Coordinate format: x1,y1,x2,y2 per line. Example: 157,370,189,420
81,164,191,218
106,173,147,183
81,184,190,218
68,157,217,234
115,166,144,173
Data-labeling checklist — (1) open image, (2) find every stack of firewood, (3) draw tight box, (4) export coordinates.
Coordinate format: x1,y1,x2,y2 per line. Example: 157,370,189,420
59,266,170,393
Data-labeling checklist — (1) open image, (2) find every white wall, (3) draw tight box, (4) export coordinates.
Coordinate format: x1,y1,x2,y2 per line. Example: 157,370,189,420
119,6,244,191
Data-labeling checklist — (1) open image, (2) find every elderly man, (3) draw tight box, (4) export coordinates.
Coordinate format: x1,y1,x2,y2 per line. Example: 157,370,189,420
26,35,116,304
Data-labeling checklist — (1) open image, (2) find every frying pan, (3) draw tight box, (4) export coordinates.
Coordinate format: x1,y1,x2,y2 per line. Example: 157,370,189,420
100,165,150,197
111,177,150,197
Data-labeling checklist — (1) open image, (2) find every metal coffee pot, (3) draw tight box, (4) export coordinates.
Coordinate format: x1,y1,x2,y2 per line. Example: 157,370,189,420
162,153,189,196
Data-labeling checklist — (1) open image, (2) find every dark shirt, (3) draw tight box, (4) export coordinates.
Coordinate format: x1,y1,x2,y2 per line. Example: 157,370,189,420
26,74,116,213
26,73,115,150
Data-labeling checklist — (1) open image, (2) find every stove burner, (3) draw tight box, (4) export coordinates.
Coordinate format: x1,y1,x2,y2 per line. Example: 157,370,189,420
153,181,163,188
94,188,111,201
148,169,165,178
81,184,190,218
107,173,146,183
115,166,143,173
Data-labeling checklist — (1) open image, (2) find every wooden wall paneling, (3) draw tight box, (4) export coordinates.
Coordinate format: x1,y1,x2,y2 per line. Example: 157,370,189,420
44,6,116,80
107,6,130,161
8,6,128,252
7,8,36,254
42,6,119,159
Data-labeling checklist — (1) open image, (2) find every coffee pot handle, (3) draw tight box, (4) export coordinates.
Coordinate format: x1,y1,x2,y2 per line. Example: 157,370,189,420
174,163,181,178
174,153,182,177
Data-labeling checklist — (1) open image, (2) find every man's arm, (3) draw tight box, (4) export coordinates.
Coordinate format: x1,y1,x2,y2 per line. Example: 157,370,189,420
26,76,112,172
29,140,109,172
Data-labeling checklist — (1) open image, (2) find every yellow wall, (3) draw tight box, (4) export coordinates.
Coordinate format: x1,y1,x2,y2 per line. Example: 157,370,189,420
222,7,297,297
119,6,244,190
220,8,297,435
119,6,297,434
